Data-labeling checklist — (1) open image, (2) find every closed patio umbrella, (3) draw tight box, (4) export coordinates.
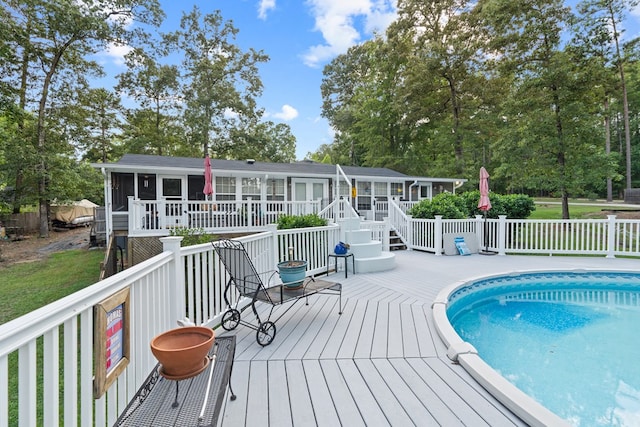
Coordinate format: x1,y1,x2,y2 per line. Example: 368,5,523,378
478,167,491,212
203,155,213,200
478,167,495,254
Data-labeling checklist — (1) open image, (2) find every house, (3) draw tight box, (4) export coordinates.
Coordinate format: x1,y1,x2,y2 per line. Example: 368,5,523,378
93,154,466,241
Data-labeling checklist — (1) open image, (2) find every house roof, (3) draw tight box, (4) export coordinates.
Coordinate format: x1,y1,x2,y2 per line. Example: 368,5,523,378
93,154,465,183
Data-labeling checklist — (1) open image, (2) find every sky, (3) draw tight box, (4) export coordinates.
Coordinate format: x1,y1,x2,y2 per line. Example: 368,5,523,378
96,0,398,160
96,0,640,160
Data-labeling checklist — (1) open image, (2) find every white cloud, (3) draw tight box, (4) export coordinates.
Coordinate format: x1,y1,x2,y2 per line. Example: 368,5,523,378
272,104,299,121
302,0,397,67
99,42,133,66
258,0,276,20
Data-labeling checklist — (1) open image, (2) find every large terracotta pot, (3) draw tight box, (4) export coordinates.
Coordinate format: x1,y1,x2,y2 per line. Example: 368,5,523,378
150,326,215,379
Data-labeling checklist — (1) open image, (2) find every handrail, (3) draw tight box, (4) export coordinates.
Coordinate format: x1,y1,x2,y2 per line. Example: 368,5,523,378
3,215,640,425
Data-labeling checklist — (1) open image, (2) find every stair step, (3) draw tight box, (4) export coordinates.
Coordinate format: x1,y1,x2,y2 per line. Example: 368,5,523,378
354,252,396,273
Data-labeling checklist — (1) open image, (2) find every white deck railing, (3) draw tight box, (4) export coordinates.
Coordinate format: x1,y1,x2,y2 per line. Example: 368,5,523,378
4,210,640,425
128,197,324,236
384,204,640,258
0,225,338,427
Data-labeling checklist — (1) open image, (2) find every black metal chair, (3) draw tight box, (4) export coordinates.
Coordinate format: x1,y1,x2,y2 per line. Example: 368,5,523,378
213,239,342,346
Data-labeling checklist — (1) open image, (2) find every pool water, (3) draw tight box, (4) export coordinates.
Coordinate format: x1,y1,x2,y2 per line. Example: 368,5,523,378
448,272,640,427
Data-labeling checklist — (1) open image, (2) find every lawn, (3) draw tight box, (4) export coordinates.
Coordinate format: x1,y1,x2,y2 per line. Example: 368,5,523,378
0,249,105,324
529,199,635,220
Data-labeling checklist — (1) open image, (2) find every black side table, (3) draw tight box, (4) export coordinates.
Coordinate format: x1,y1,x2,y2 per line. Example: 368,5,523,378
327,252,355,278
115,335,236,426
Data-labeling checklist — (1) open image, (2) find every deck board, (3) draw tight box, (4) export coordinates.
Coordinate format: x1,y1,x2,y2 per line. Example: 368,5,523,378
215,251,640,426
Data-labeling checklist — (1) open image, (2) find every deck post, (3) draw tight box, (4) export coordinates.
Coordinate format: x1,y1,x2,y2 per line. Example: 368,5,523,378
475,215,484,250
434,215,443,256
161,236,185,323
498,215,507,256
606,215,617,258
267,224,279,267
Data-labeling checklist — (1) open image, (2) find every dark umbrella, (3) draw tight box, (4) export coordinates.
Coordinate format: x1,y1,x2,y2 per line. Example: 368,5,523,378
203,155,213,200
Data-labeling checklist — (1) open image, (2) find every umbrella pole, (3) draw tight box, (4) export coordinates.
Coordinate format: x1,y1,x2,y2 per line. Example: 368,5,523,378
480,211,497,255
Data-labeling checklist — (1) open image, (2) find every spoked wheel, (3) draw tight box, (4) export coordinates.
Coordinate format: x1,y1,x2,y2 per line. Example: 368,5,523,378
256,321,276,346
221,309,241,331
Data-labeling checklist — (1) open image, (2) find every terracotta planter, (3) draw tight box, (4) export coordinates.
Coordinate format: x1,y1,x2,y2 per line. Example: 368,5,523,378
278,260,308,289
150,326,215,380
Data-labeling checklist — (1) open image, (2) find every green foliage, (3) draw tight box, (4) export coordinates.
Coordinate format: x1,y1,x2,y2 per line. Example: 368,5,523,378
408,193,469,219
410,192,536,219
276,213,327,230
169,227,214,246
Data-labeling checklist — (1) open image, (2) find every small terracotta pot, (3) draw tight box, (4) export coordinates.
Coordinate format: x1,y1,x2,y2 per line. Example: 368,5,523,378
150,326,215,379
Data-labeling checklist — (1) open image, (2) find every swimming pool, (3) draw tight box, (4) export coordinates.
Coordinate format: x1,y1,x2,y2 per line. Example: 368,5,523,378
432,270,640,427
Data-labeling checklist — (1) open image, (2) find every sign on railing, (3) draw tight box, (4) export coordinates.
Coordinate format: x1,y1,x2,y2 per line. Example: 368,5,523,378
93,287,131,398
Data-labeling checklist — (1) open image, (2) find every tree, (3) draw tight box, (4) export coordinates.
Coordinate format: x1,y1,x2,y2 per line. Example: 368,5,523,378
228,121,296,163
0,0,164,236
574,0,639,194
120,108,186,156
116,48,180,156
479,0,615,218
67,88,123,163
164,6,268,158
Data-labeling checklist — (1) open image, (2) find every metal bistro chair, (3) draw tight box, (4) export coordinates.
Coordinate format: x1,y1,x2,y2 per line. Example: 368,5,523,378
214,239,342,346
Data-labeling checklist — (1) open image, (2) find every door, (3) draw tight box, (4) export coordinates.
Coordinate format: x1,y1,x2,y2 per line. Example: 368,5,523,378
292,179,327,214
160,176,186,226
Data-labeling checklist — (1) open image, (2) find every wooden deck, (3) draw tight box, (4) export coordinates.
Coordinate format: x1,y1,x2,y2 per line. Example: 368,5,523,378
217,251,640,426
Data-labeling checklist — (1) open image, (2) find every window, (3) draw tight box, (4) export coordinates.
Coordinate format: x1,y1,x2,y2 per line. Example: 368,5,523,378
356,181,371,210
162,178,182,199
374,182,387,199
138,174,156,200
215,176,236,201
266,178,285,201
391,182,403,198
242,177,261,200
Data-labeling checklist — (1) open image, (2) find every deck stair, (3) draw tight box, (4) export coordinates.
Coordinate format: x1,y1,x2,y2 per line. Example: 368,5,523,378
340,218,396,274
389,229,407,250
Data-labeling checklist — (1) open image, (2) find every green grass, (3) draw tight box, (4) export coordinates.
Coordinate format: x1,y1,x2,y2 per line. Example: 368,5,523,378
0,249,104,324
528,203,610,219
1,248,103,426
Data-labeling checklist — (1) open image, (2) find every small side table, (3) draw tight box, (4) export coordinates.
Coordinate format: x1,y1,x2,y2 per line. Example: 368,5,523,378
327,252,355,278
115,335,236,426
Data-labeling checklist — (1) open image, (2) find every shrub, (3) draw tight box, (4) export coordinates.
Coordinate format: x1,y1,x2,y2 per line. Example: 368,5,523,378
276,213,327,229
410,191,535,219
169,227,214,246
408,193,469,219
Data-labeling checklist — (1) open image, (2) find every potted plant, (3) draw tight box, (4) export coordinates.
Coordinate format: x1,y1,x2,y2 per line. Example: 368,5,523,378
278,246,307,289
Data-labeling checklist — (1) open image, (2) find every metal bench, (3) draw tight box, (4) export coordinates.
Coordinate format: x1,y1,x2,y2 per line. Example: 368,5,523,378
213,239,342,346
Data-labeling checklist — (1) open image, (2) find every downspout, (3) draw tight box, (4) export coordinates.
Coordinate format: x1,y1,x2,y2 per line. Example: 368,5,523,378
409,180,419,201
101,167,112,239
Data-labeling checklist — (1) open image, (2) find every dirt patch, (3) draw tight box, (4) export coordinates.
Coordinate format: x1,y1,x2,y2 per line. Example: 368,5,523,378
0,226,93,268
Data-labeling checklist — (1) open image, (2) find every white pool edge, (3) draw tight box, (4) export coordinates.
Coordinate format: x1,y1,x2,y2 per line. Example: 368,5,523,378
431,270,594,427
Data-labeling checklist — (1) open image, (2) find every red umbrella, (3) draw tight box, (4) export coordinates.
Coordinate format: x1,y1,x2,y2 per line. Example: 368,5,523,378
203,155,213,199
478,167,491,212
478,167,495,254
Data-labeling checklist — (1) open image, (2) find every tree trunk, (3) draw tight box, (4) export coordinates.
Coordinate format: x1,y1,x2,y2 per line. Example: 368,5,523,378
608,3,632,191
604,97,612,202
